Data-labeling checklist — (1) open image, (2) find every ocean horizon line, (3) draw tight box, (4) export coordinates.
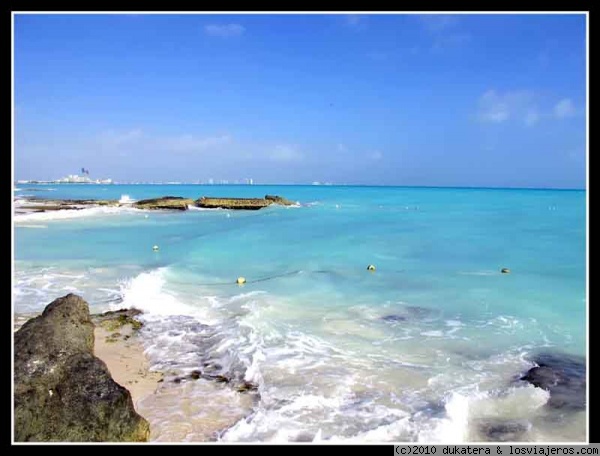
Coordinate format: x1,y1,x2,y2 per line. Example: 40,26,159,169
13,181,586,192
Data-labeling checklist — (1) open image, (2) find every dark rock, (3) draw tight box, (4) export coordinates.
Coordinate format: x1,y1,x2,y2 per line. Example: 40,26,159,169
133,196,193,211
196,196,271,210
501,268,511,274
520,352,586,411
478,419,530,441
264,194,295,206
91,308,143,332
196,195,295,210
190,370,201,380
236,381,259,393
14,294,149,442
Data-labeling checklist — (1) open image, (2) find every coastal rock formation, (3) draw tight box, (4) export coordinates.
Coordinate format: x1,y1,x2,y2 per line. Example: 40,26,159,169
14,294,150,442
264,194,295,206
196,194,295,210
196,196,272,210
520,352,586,411
15,194,296,214
133,196,194,211
15,197,119,214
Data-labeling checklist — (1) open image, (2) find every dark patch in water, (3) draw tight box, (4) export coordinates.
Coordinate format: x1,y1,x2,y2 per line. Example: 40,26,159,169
520,352,586,411
291,432,315,442
382,315,407,323
413,401,446,419
478,419,530,441
404,305,437,319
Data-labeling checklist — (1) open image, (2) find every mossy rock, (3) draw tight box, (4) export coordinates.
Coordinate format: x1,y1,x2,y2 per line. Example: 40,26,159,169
14,294,150,442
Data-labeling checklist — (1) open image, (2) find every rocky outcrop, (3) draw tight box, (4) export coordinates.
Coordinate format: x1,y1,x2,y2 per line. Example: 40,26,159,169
520,352,586,411
264,194,295,206
14,294,150,442
196,194,295,210
15,194,296,213
133,196,194,211
196,196,271,210
15,197,119,214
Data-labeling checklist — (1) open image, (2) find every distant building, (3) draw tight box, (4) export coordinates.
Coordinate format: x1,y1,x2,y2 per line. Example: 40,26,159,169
53,174,112,184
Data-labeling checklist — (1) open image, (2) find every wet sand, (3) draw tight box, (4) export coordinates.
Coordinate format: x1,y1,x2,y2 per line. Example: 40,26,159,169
94,324,163,410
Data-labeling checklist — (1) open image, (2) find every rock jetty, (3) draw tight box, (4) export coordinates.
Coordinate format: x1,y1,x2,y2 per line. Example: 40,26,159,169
133,196,194,211
14,294,150,442
197,195,295,210
15,194,296,213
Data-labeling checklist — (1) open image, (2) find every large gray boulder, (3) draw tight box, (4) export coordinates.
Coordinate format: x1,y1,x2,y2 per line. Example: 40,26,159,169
14,294,150,442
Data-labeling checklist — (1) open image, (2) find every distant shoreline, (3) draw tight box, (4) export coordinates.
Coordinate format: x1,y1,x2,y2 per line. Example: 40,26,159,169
14,182,586,191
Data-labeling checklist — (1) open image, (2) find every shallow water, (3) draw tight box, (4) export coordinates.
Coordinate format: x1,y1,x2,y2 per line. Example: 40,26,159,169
14,184,587,442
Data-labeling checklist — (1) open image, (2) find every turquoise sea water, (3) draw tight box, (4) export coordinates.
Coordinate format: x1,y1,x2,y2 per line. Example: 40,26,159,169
13,184,587,442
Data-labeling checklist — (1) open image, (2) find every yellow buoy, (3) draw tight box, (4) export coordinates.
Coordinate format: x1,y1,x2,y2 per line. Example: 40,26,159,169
152,245,159,251
367,264,376,271
237,277,246,285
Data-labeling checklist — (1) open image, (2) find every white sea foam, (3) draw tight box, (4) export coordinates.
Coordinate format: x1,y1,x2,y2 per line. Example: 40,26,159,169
417,391,474,443
118,194,136,204
186,205,225,212
16,224,48,229
14,205,142,223
117,268,201,318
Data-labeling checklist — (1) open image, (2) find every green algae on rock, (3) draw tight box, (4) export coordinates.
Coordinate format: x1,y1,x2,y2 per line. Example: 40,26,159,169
14,294,150,442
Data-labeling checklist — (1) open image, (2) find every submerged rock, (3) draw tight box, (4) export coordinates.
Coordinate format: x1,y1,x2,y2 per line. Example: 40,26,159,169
520,352,586,411
478,419,530,441
382,315,407,323
14,294,150,442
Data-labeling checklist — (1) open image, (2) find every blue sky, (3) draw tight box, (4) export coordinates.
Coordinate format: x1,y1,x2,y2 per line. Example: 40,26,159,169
14,13,586,188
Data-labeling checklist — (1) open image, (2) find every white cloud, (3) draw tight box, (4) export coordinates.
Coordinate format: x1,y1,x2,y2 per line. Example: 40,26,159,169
524,109,540,127
554,98,576,118
478,90,510,123
366,51,387,61
269,145,303,162
419,14,469,50
477,90,535,125
419,14,460,33
204,24,245,37
163,134,231,153
99,129,144,147
98,130,231,154
344,15,366,28
368,150,383,161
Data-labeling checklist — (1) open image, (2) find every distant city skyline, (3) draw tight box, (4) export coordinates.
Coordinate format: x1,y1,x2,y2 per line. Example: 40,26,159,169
14,13,587,189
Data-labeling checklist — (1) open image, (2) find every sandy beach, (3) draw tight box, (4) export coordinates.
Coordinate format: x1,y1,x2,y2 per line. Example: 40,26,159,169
93,324,163,410
14,312,162,414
